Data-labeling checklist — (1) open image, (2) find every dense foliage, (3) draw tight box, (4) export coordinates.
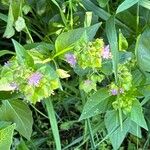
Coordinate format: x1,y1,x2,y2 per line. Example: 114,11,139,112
0,0,150,149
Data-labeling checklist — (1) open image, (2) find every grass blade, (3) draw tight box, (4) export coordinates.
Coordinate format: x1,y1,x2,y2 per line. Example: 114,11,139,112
45,98,61,150
82,0,133,33
140,0,150,10
116,0,139,14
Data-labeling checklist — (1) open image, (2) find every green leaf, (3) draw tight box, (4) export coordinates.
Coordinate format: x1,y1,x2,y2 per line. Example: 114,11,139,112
3,3,15,38
116,0,139,14
132,69,145,87
105,111,129,150
0,99,33,140
45,98,61,150
15,16,26,32
16,139,29,150
130,99,148,130
0,13,7,22
0,123,15,150
12,39,34,67
106,16,119,82
0,91,21,100
82,0,133,33
60,121,76,130
140,0,150,10
128,121,142,138
119,51,132,64
79,88,110,120
101,60,113,75
55,23,101,56
116,11,137,31
119,30,128,51
97,0,109,8
0,121,12,129
0,50,15,57
135,27,150,72
51,0,67,26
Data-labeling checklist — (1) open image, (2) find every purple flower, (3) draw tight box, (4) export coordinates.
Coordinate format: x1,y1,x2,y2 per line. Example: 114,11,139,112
65,53,76,67
102,45,111,59
110,89,118,95
28,72,42,87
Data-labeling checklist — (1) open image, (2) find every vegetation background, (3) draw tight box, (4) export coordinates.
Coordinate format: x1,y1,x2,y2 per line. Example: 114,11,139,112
0,0,150,150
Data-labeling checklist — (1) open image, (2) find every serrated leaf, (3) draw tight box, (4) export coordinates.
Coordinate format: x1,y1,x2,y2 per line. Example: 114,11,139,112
0,123,15,150
135,27,150,72
12,39,34,67
79,88,110,120
116,0,139,14
130,99,148,130
0,100,33,140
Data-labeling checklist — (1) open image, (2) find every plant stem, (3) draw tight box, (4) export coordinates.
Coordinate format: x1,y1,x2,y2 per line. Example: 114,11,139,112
25,25,34,43
30,104,49,119
87,119,96,149
136,2,140,35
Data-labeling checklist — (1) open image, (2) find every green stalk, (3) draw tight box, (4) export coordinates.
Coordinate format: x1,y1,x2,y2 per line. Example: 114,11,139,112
69,0,73,29
136,2,140,35
87,119,96,149
45,97,61,150
25,25,34,43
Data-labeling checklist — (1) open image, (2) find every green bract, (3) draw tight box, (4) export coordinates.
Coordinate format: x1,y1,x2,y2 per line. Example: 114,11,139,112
75,38,104,69
0,43,61,104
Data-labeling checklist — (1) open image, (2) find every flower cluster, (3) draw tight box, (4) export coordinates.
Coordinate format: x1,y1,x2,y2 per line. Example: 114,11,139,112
112,89,137,113
80,73,104,93
28,72,42,87
0,58,60,104
64,38,111,69
110,64,134,113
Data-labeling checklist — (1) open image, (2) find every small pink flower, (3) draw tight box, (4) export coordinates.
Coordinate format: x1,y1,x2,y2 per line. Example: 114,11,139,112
65,53,76,67
101,45,111,59
28,72,42,87
110,89,118,95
